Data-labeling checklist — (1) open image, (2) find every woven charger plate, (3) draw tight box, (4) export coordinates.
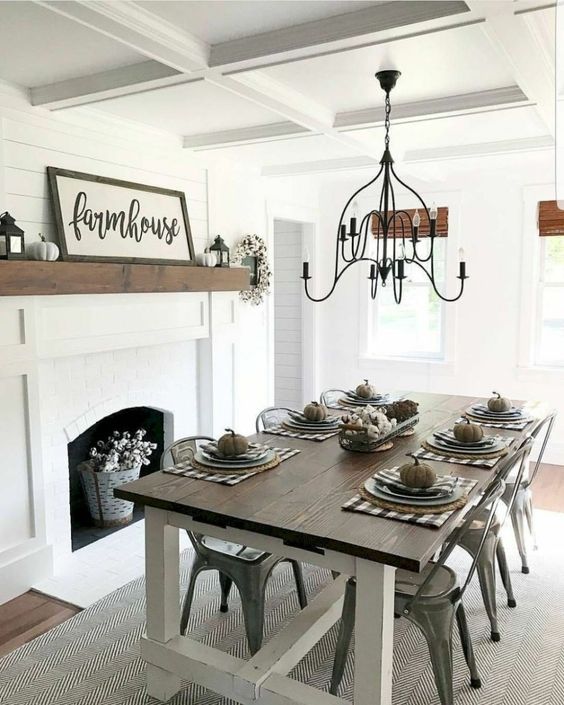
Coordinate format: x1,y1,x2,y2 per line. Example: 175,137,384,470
191,453,281,476
421,440,508,461
358,484,468,515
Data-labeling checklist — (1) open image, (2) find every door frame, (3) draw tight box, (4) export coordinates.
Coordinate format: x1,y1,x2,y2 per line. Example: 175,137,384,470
266,200,318,408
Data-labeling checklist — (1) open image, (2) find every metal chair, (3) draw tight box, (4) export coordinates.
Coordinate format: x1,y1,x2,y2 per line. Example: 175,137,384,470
504,411,556,573
255,406,293,433
456,437,534,642
330,474,508,705
319,389,346,409
161,436,308,655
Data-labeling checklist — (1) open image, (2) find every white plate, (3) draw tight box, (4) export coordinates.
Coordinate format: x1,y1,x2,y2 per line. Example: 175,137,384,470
282,421,338,433
364,478,464,506
202,443,268,461
287,411,340,426
373,482,453,501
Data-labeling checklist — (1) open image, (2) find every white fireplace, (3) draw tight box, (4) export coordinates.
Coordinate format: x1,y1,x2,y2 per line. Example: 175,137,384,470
0,290,239,603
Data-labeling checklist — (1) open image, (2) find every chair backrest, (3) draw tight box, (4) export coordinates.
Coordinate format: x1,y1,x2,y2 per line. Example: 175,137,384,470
160,435,215,556
255,406,293,433
319,389,346,408
493,435,534,524
526,410,557,487
404,440,533,613
160,435,215,470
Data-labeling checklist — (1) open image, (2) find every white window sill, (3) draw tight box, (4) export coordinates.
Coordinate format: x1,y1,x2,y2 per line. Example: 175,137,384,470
516,365,564,383
358,355,455,376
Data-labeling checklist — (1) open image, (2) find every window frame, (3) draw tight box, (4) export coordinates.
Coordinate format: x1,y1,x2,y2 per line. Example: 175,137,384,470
357,189,461,366
534,236,564,367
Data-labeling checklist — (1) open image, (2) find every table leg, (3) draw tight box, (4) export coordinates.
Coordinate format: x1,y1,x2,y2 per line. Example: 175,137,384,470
354,559,396,705
145,506,181,701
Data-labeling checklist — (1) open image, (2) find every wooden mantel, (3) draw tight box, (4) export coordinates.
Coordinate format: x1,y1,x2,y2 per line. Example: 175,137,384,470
0,261,250,296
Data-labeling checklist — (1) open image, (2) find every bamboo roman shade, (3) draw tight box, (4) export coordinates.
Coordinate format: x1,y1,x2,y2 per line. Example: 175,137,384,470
371,207,448,237
538,201,564,236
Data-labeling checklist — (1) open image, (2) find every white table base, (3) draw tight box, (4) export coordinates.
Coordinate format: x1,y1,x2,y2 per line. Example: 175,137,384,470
144,506,396,705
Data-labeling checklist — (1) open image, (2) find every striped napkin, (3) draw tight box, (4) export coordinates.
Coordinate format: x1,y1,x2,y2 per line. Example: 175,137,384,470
374,467,457,497
412,436,514,469
265,424,339,442
162,447,300,485
343,474,477,529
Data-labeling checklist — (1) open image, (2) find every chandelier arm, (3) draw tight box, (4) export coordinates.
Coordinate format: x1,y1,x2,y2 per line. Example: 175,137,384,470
303,256,381,303
408,259,466,302
389,165,433,263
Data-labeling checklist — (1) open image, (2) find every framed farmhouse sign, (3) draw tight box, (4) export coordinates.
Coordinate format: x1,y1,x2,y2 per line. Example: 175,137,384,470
47,167,195,265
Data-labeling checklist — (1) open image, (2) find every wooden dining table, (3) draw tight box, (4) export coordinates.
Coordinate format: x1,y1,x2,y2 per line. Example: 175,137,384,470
115,392,533,705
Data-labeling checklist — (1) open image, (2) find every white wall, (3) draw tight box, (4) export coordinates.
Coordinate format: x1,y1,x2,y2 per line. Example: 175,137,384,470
308,150,564,464
0,87,319,602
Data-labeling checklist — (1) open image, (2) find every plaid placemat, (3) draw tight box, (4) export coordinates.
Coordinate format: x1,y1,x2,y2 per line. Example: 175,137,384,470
412,436,514,469
461,414,533,431
265,424,339,442
342,474,477,529
162,447,300,485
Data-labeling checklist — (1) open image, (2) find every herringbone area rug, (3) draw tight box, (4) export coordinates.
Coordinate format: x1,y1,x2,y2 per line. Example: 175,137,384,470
1,510,564,705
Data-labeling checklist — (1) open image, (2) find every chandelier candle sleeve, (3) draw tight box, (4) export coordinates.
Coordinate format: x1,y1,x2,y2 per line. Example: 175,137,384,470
301,69,467,305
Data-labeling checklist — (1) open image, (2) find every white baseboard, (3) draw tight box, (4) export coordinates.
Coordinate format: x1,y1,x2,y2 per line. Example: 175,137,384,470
0,544,53,606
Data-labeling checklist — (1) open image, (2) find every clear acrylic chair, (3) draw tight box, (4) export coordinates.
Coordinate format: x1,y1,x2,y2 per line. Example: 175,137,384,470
504,411,556,573
319,389,346,409
330,472,509,705
161,436,307,655
255,406,293,433
456,437,534,641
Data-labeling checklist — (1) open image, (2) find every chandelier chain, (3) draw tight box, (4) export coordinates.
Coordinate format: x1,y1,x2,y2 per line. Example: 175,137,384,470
384,93,391,148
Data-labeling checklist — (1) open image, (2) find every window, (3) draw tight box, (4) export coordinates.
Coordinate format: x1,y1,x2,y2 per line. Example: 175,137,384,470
536,236,564,366
367,238,447,359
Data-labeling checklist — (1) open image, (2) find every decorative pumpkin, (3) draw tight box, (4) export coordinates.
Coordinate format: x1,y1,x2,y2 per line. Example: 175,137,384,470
384,399,419,423
356,379,376,399
303,401,327,422
196,249,217,267
453,418,484,443
217,428,248,457
487,391,512,413
399,456,436,489
27,234,59,261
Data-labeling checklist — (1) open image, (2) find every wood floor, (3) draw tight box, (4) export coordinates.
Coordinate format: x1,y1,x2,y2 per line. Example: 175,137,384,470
0,463,562,659
0,590,80,658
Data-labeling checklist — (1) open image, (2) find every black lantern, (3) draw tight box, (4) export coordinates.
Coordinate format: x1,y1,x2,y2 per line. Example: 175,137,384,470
0,212,25,260
210,235,230,268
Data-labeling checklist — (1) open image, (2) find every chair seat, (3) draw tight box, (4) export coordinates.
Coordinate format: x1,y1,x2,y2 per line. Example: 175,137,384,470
395,563,458,601
201,536,268,562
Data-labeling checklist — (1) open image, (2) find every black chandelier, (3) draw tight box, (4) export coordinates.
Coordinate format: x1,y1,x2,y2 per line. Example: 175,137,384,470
301,70,467,304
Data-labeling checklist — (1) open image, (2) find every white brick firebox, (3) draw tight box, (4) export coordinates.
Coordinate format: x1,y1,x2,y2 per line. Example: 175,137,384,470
0,290,239,603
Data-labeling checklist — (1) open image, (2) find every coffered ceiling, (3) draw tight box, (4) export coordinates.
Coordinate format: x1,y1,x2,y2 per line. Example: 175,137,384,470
0,0,556,175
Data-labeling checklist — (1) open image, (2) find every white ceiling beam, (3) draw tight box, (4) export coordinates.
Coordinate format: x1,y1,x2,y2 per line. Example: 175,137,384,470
184,122,309,150
183,86,530,151
31,60,184,110
210,1,472,70
204,72,382,160
34,1,210,72
335,85,529,130
31,0,477,110
404,135,554,162
468,1,555,135
262,135,554,176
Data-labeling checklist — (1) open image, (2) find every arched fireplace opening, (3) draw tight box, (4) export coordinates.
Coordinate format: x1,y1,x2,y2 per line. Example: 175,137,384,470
67,406,172,551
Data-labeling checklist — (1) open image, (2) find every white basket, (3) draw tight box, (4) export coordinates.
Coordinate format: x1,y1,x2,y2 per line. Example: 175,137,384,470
79,461,141,527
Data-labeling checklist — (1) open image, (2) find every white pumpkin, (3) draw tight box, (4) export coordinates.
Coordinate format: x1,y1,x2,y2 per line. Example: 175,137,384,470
27,235,59,261
196,249,217,267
